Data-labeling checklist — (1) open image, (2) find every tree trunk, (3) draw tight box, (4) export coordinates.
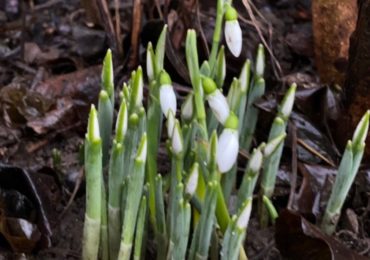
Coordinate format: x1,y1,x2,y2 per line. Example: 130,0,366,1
344,0,370,157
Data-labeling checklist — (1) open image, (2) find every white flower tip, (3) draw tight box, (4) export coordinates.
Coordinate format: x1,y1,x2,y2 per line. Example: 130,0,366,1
146,43,154,81
217,129,239,173
239,60,250,92
236,199,252,229
353,110,370,146
249,149,263,172
172,121,183,155
160,84,177,117
264,133,286,157
87,105,100,142
166,110,175,137
136,134,147,162
207,89,230,125
256,44,265,76
225,20,242,57
185,163,199,196
181,93,194,120
280,83,296,118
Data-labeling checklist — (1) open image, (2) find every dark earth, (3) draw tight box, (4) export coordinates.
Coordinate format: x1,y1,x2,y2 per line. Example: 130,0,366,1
1,0,370,259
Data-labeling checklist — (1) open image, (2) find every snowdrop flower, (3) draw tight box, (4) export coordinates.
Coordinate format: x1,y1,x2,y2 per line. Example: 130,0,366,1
217,128,239,173
135,68,144,107
279,83,296,119
248,148,263,173
159,71,177,118
239,60,251,93
236,198,252,229
185,163,199,196
264,133,286,158
255,44,265,77
171,120,183,155
166,110,175,138
203,77,230,125
224,6,242,57
181,93,194,120
146,42,155,82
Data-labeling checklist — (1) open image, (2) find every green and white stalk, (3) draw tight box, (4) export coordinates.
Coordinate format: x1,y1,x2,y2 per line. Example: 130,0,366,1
98,90,113,166
186,30,207,137
321,111,370,235
146,26,167,229
221,198,252,260
188,181,218,260
107,100,128,259
213,46,226,88
240,77,265,151
237,60,251,133
154,175,168,259
259,83,296,226
82,106,102,260
118,134,147,260
133,196,148,260
101,49,114,106
208,0,225,71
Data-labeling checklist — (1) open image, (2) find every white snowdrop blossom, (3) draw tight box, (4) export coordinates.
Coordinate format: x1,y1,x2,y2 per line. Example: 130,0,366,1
225,20,242,57
280,84,296,119
248,149,263,173
185,163,199,196
172,121,183,155
217,128,239,173
166,110,175,138
146,46,154,81
207,89,230,125
135,73,144,107
160,84,177,118
181,93,194,120
236,200,252,229
264,133,286,157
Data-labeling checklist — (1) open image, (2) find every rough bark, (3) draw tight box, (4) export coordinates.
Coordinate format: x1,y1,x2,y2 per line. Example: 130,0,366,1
344,0,370,157
312,0,357,86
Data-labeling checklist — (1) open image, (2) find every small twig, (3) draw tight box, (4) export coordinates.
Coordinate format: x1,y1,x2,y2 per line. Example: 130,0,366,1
128,0,142,69
58,167,84,220
297,138,336,167
34,0,62,11
241,0,283,80
114,0,123,56
96,0,119,57
287,122,298,210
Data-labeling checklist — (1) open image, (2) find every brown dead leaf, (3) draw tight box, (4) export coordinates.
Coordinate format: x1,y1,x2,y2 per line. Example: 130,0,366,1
276,209,368,260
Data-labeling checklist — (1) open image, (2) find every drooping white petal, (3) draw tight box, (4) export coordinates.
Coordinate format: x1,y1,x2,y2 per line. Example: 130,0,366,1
225,20,242,57
236,199,252,229
172,121,183,155
207,89,230,125
248,148,263,173
217,129,239,173
160,84,177,117
185,163,199,196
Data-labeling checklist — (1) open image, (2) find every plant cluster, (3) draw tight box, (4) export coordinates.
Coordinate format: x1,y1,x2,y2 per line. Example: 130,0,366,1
81,0,370,259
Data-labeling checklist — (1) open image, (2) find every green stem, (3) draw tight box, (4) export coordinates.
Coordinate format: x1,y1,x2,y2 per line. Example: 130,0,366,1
209,0,224,72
